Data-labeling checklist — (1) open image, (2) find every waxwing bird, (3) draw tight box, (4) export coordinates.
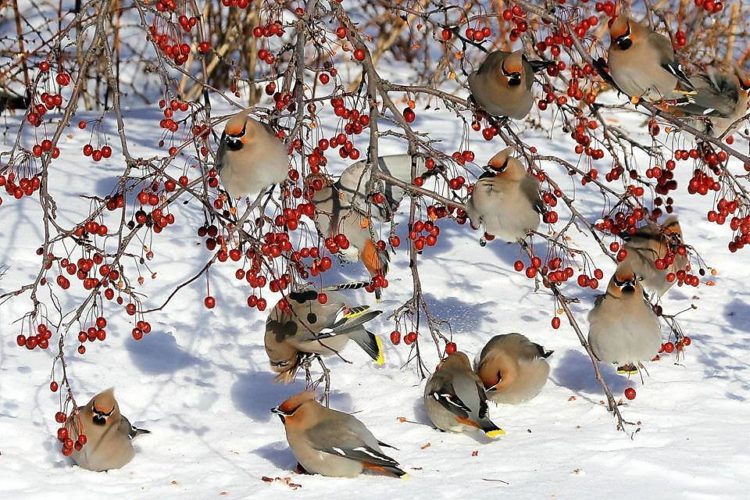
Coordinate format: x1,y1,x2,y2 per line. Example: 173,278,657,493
65,388,149,471
588,265,662,374
466,147,543,243
308,174,389,297
620,215,688,297
215,110,289,199
424,351,505,438
674,66,750,136
475,333,553,404
468,49,550,120
272,391,407,478
338,154,434,221
607,15,695,102
264,289,385,382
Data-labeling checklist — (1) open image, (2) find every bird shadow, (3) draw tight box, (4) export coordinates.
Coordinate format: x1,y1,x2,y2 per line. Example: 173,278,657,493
552,349,629,396
125,332,205,375
230,369,354,423
725,297,750,334
252,441,297,470
423,293,497,333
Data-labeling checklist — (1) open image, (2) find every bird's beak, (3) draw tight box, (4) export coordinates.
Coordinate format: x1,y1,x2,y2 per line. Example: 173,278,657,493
507,73,521,86
270,406,287,423
622,282,636,293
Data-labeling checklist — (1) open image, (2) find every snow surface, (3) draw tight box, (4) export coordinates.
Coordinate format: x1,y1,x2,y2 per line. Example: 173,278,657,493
2,96,750,499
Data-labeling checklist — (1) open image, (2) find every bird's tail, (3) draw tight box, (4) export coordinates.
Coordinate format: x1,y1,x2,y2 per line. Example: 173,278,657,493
349,329,385,366
478,418,505,439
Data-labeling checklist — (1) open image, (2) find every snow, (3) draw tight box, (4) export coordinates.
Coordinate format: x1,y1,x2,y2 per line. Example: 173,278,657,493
2,95,750,499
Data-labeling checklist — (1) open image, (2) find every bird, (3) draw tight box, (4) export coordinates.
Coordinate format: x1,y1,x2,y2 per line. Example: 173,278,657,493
272,391,407,478
474,333,553,404
423,351,505,438
466,147,543,243
620,215,688,297
607,14,695,102
588,265,662,374
65,388,149,471
337,154,434,221
468,49,551,120
215,110,289,199
673,66,750,136
264,289,385,382
308,173,389,297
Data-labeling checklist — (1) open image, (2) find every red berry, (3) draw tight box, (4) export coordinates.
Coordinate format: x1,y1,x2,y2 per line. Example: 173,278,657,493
624,388,636,400
390,331,401,345
204,296,216,309
445,342,457,354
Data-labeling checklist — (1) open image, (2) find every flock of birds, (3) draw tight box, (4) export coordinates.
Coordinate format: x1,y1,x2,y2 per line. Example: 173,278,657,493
61,14,739,477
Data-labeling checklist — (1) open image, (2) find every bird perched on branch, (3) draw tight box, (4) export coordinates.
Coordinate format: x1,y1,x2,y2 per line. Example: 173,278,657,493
468,49,552,120
475,333,552,404
215,110,289,199
337,154,435,221
672,66,750,136
424,351,505,438
65,388,149,471
607,14,695,102
466,147,542,244
308,173,389,298
272,391,407,478
264,288,385,382
588,266,661,374
620,215,688,298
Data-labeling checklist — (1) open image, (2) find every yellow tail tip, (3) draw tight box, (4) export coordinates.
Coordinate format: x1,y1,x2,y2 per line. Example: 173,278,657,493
485,429,505,439
400,473,410,480
375,336,385,366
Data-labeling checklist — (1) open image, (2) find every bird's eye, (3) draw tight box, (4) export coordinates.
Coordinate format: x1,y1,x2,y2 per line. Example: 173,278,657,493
271,360,290,368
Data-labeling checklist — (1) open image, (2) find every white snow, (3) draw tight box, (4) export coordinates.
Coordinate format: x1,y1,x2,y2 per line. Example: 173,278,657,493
1,95,750,499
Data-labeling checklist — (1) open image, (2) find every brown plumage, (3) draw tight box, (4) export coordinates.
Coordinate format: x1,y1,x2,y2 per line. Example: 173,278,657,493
608,15,695,102
215,110,289,199
588,265,661,371
466,147,542,243
424,352,504,437
65,388,149,471
264,289,385,383
468,49,542,120
308,174,389,296
272,391,406,478
475,333,552,404
620,215,688,297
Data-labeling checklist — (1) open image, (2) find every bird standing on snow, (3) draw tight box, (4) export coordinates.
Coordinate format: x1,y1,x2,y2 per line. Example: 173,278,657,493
272,391,407,478
65,388,149,471
466,147,542,243
607,14,695,102
675,66,750,136
264,289,385,383
424,351,505,438
215,110,289,199
620,215,688,298
475,333,552,404
468,49,549,120
588,266,661,374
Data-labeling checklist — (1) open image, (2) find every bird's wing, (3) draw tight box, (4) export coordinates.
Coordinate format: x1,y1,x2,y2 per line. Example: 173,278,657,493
521,175,545,214
307,415,400,468
679,73,739,117
650,32,695,91
426,376,472,418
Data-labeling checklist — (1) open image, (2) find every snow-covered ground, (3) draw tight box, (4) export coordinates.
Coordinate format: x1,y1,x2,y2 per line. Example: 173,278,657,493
1,97,749,499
